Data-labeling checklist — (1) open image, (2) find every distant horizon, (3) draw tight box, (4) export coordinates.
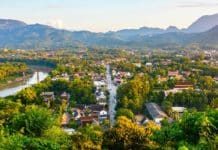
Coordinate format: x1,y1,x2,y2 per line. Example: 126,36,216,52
1,0,218,32
1,12,217,33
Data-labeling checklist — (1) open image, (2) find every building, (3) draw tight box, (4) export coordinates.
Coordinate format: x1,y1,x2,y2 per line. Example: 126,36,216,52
174,82,193,90
96,91,107,105
98,110,108,120
74,104,108,126
79,116,99,126
61,113,71,126
60,92,70,105
168,70,179,77
133,63,142,68
164,89,182,97
158,76,167,83
172,107,186,113
164,82,193,96
40,92,55,107
213,76,218,83
145,102,168,124
145,62,152,67
172,107,186,119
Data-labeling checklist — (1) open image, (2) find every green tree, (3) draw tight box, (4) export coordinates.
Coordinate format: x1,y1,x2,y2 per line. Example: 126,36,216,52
115,108,134,120
103,116,158,150
11,105,55,137
71,125,103,150
0,99,21,126
43,126,71,149
17,87,37,106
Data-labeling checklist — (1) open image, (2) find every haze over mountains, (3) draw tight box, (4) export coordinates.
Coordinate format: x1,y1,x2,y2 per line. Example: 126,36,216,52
0,13,218,50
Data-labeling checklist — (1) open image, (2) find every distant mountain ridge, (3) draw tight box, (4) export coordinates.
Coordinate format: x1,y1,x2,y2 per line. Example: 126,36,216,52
0,13,218,49
185,13,218,33
0,19,26,30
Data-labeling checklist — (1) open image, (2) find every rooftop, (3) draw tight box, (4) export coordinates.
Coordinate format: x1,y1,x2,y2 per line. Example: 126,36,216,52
146,102,167,119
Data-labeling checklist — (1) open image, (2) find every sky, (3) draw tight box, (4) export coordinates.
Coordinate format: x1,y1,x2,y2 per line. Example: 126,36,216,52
0,0,218,32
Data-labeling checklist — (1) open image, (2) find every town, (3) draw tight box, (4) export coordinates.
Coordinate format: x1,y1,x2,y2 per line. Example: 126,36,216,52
0,48,217,149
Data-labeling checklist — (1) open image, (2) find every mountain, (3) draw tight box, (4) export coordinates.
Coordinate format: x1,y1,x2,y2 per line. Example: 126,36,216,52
166,26,180,32
0,22,125,49
106,27,165,41
185,13,218,33
0,15,218,50
0,19,27,30
0,24,75,49
190,25,218,47
106,26,182,41
138,25,218,49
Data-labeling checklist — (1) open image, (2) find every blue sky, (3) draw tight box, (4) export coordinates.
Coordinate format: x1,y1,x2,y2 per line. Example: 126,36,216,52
1,0,218,32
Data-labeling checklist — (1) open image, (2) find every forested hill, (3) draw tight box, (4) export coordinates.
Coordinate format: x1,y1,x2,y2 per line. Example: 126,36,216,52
1,14,218,49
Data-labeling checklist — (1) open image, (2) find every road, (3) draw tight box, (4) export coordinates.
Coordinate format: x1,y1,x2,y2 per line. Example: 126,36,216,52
106,64,117,126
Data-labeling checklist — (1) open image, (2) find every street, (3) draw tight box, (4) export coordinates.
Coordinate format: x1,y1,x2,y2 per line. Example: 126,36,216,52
106,64,117,126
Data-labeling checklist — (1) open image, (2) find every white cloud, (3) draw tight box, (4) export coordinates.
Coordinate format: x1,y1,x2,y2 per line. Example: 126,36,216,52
47,19,65,29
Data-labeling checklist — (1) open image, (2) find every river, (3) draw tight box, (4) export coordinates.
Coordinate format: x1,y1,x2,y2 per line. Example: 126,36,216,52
0,71,48,97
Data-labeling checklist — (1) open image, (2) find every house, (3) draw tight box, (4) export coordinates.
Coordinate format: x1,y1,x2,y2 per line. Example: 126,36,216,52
168,71,179,77
164,82,193,96
145,103,168,124
40,92,55,106
52,73,70,81
213,76,218,83
79,116,99,126
72,108,83,121
161,60,172,66
164,89,182,97
79,116,94,126
135,114,145,125
63,128,75,135
172,107,186,118
182,71,191,77
145,62,152,67
99,110,108,120
175,75,184,80
88,105,108,122
60,92,70,105
133,63,142,68
113,77,122,85
94,81,106,89
174,82,193,90
172,107,186,113
158,76,167,83
73,104,108,126
96,91,107,105
61,113,71,126
89,104,105,112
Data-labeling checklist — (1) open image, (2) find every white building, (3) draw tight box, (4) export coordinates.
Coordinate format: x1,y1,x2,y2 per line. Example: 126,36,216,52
146,102,168,124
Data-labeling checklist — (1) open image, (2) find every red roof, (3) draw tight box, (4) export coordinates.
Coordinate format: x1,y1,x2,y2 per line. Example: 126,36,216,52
168,71,179,76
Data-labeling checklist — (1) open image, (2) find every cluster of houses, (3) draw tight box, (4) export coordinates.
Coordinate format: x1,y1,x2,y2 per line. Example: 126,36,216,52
93,73,108,106
71,105,108,126
51,73,70,81
40,91,70,107
156,70,194,96
60,104,108,129
40,91,109,130
112,70,132,85
40,76,109,130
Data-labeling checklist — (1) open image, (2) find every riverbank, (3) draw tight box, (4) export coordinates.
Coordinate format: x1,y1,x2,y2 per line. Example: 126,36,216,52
0,71,49,97
0,65,52,90
0,73,32,90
